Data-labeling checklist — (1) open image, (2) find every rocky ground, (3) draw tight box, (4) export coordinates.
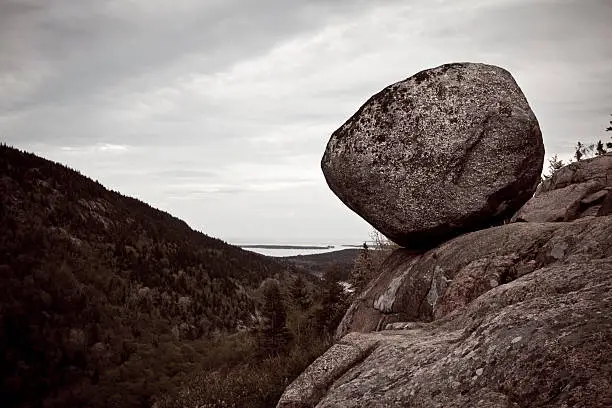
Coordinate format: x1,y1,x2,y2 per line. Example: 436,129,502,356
278,214,612,407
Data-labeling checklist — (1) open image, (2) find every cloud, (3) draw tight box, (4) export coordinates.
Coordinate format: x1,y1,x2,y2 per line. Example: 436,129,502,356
60,143,130,153
0,0,380,111
1,0,611,243
153,169,218,179
165,179,317,199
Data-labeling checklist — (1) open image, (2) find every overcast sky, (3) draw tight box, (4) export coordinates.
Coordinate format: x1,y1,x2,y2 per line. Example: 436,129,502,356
1,0,611,244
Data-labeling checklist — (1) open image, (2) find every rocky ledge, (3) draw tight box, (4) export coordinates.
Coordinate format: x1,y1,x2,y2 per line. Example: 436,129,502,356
278,212,612,407
513,153,612,222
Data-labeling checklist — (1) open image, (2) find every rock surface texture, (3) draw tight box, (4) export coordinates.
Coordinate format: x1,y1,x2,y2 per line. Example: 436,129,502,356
321,63,544,249
277,215,612,408
513,153,612,222
279,146,612,406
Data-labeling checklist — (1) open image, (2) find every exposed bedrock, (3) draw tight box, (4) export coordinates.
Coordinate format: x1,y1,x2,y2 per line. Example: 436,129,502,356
277,215,612,408
513,153,612,222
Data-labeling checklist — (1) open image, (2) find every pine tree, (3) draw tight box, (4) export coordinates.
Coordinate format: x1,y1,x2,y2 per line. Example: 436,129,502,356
596,140,607,156
544,154,565,179
289,275,311,311
575,141,595,161
607,114,612,149
349,242,375,294
313,268,347,337
258,280,292,356
575,142,584,161
348,231,397,295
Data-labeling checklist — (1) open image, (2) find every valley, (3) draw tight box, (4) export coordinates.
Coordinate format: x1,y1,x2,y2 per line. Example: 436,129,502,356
0,144,352,408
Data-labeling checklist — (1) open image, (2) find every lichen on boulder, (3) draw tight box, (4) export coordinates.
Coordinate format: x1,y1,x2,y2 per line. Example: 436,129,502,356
321,62,544,249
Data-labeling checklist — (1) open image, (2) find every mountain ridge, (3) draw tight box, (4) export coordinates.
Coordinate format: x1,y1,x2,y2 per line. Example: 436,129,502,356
0,143,312,407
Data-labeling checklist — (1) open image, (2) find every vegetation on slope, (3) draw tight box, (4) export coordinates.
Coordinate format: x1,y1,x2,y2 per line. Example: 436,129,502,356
283,248,361,279
0,144,349,408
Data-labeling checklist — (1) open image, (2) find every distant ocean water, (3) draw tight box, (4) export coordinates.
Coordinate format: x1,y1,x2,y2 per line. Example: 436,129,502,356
234,243,362,257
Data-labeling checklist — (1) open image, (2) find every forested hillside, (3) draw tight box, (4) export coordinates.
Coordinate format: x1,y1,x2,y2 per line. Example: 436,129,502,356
0,144,347,407
284,248,360,278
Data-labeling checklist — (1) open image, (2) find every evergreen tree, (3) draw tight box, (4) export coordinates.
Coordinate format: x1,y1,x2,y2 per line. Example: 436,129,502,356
348,231,397,295
607,114,612,149
575,141,594,161
596,140,607,156
349,242,376,294
575,142,584,161
312,268,348,338
544,154,565,179
258,280,292,356
289,275,311,311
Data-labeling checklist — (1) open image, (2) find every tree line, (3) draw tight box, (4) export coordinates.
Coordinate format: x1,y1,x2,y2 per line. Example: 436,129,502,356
545,114,611,178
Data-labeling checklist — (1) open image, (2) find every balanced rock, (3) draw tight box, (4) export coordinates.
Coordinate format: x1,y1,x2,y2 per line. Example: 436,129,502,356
322,63,544,248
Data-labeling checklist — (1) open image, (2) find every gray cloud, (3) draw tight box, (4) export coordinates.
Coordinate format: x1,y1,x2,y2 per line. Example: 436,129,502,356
153,168,217,178
1,0,611,243
1,0,377,110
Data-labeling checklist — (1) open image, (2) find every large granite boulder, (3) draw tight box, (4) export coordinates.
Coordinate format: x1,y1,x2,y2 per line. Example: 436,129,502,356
277,215,612,407
322,63,544,249
513,153,612,222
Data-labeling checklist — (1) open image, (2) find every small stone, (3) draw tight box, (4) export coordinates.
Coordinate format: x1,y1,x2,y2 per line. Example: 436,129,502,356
475,368,484,376
511,336,522,344
551,242,568,260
